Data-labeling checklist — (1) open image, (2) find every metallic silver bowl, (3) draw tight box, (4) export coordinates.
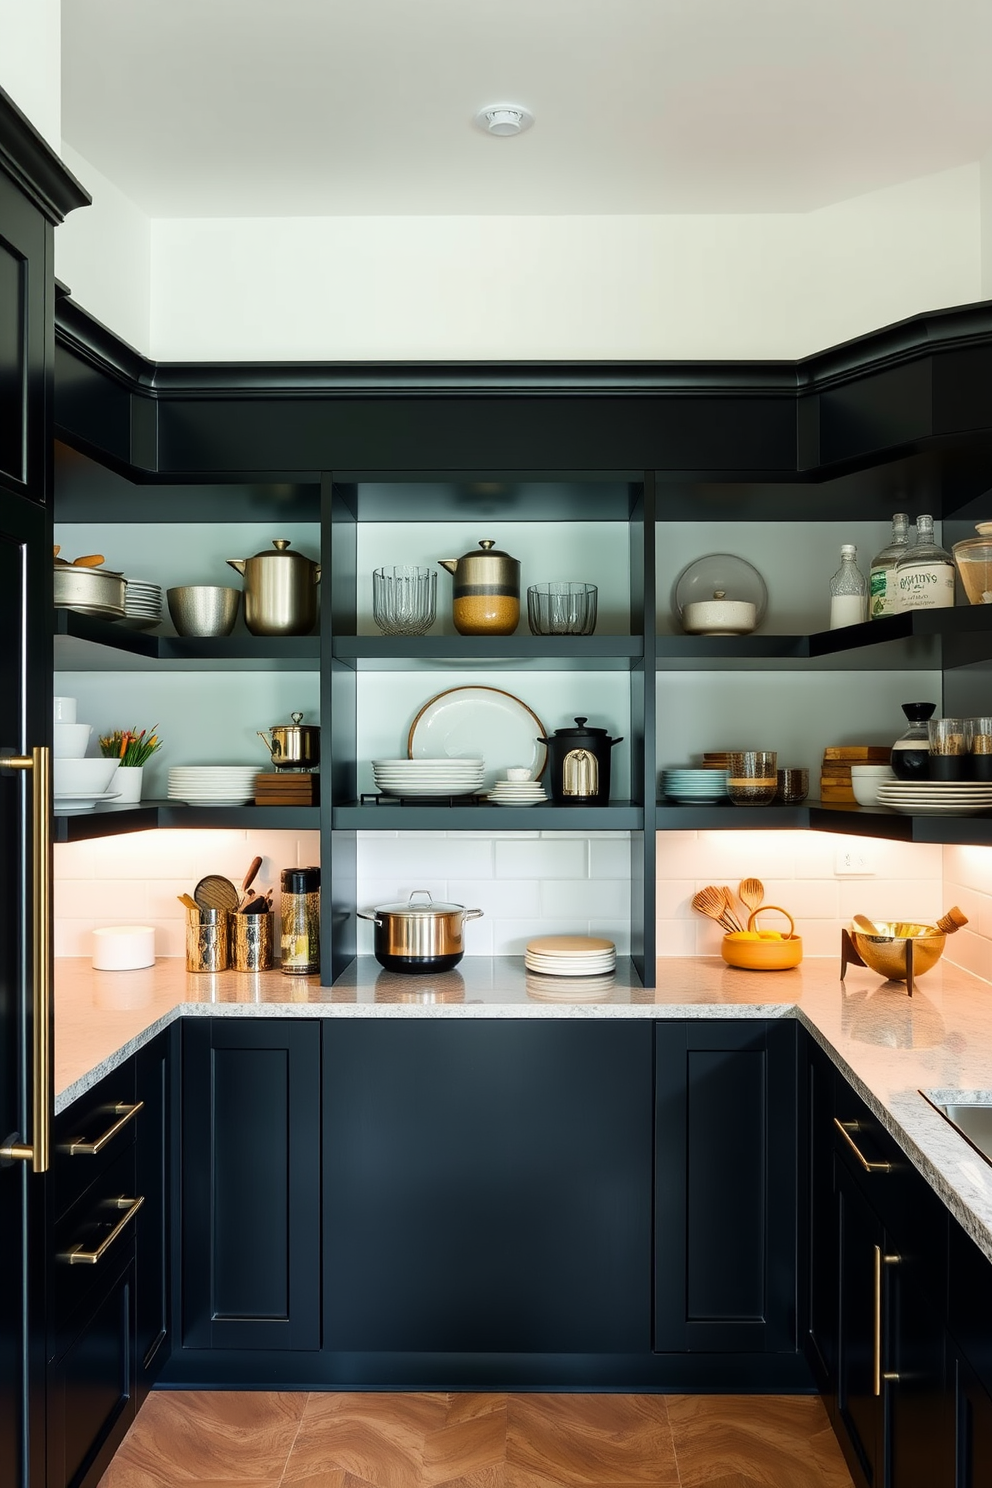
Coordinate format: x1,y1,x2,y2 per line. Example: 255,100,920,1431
166,585,240,637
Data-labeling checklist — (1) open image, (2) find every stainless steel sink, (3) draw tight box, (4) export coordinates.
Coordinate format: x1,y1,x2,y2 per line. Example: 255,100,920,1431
922,1091,992,1166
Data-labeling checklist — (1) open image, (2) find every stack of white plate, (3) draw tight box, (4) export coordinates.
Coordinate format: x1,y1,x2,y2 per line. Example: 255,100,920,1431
875,780,992,817
661,767,730,803
487,779,548,806
122,579,163,631
168,766,260,805
372,758,485,798
524,934,617,976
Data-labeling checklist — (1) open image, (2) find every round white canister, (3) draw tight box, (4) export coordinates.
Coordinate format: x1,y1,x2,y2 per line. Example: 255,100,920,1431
91,925,156,971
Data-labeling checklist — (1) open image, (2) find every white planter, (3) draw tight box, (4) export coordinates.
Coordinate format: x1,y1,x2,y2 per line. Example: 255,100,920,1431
113,766,144,804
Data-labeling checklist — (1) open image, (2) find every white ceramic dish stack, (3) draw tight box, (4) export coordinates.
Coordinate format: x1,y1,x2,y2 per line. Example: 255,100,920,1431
167,766,260,804
524,934,617,976
875,781,992,817
487,779,548,806
372,758,485,798
121,579,163,631
54,756,120,811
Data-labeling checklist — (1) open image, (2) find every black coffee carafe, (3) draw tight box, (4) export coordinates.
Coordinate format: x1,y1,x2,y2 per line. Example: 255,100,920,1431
890,702,936,780
537,717,623,806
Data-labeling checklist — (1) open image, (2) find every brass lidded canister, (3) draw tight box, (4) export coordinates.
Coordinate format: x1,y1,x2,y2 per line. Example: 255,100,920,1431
438,540,520,636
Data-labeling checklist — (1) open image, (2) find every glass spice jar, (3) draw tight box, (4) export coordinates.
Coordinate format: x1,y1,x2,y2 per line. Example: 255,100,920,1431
280,866,320,974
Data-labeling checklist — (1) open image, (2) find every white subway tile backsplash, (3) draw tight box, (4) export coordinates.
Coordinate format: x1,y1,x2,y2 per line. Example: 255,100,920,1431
361,835,494,879
836,880,942,924
944,928,992,982
540,877,629,919
494,839,587,880
498,918,590,953
655,919,697,957
588,839,632,879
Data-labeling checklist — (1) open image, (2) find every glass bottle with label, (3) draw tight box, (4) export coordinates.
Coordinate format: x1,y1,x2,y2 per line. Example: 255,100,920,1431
828,544,868,629
894,514,955,610
869,512,909,618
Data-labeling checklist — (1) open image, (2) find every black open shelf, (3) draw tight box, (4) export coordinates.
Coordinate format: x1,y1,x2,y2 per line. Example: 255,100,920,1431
656,799,992,846
54,800,320,842
55,611,320,671
332,636,644,670
333,802,644,830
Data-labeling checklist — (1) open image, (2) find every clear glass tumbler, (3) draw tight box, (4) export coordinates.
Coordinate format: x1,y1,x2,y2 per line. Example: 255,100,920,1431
372,566,437,636
526,582,598,636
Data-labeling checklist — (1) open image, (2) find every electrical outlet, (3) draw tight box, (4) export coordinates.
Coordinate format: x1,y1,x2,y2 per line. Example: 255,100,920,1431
835,846,874,875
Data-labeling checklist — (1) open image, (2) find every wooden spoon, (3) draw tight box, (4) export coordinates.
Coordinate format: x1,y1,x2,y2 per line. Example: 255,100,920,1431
177,892,199,912
238,854,263,910
936,906,969,935
71,554,106,567
738,877,765,917
691,886,743,935
852,913,883,936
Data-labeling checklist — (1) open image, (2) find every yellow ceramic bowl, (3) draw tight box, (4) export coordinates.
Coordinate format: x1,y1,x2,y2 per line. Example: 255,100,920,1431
849,921,945,981
722,905,803,971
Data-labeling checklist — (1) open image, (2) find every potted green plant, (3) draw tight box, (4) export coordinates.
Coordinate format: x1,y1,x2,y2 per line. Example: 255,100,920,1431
98,725,163,804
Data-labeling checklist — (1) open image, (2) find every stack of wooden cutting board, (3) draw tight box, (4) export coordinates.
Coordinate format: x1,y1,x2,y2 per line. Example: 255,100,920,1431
254,771,319,806
820,746,891,804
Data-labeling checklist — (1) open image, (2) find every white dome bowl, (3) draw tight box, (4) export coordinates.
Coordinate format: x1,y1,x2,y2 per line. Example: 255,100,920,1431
54,757,120,796
53,722,92,760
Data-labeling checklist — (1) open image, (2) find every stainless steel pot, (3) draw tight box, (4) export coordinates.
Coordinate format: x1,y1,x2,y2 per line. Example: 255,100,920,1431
257,712,320,770
53,556,127,618
358,890,483,974
227,539,320,636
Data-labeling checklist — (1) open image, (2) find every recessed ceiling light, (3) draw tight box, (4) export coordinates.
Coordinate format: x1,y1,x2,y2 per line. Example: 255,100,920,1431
473,104,534,138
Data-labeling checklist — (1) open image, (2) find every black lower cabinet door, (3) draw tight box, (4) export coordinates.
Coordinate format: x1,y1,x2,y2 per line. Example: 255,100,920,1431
954,1352,992,1488
884,1257,953,1488
181,1019,321,1350
806,1037,837,1389
46,1253,135,1488
836,1158,885,1488
135,1031,171,1393
654,1020,797,1352
323,1020,654,1354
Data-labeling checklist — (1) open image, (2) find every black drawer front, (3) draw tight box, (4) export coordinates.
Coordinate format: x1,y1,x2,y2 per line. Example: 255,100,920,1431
50,1144,139,1347
833,1086,948,1313
47,1251,136,1488
54,1061,138,1219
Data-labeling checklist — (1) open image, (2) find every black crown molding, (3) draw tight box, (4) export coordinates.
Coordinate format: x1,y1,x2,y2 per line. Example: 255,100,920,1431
55,291,992,405
0,85,90,224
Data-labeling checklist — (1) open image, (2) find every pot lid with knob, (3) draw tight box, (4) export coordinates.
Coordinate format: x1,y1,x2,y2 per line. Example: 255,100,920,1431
537,716,623,744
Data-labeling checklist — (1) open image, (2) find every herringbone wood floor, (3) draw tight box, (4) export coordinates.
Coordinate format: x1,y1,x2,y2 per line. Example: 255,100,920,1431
97,1389,855,1488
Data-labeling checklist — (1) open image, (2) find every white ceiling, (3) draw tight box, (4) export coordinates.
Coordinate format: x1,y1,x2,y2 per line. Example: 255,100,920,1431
60,0,992,218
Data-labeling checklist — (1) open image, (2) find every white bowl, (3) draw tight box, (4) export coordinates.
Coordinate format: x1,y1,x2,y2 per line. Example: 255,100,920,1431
850,764,896,777
682,599,757,635
54,757,120,796
53,722,92,760
852,772,894,807
53,696,77,723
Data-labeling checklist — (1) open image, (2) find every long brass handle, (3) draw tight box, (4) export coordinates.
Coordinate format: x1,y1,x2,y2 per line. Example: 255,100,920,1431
63,1195,144,1265
68,1101,144,1156
873,1244,882,1395
834,1117,893,1173
0,747,51,1174
873,1249,901,1396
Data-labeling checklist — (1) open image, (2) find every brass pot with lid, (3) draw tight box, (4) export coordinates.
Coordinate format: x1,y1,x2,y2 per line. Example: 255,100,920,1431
438,539,520,636
227,539,321,636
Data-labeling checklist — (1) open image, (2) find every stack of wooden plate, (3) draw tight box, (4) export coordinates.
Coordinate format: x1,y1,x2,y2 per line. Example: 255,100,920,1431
524,934,617,977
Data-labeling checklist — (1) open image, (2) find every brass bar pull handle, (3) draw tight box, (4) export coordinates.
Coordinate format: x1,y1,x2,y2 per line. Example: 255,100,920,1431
834,1117,893,1173
0,747,51,1174
873,1244,882,1396
68,1101,144,1156
63,1195,144,1266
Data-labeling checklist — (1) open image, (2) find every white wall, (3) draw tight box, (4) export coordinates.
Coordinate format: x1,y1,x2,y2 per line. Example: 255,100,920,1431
0,0,60,148
55,144,151,355
141,165,980,363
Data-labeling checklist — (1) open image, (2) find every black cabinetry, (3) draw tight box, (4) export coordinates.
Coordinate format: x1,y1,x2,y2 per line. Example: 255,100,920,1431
323,1019,654,1359
654,1019,797,1353
180,1019,321,1351
166,1013,807,1391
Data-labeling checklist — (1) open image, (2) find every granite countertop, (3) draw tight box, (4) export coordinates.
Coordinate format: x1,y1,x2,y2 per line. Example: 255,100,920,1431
55,952,992,1263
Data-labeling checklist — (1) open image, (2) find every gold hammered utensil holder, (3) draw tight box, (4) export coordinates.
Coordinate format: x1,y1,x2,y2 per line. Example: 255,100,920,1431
185,906,231,972
231,912,274,972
